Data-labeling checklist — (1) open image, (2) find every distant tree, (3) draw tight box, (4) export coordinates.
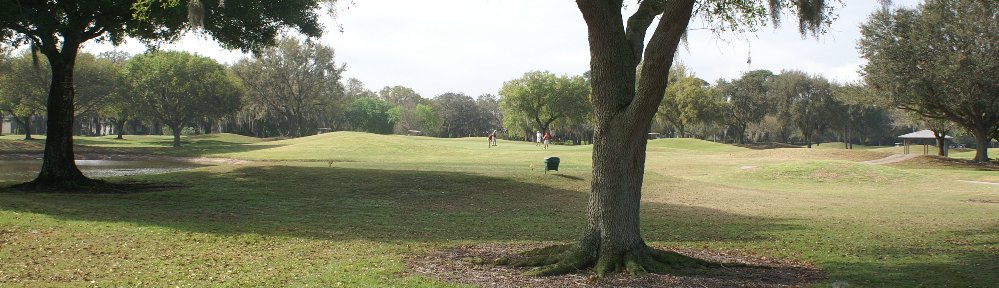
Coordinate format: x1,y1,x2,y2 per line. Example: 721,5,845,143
233,37,346,137
656,65,718,138
1,0,332,188
499,71,590,135
860,0,999,162
379,85,430,134
413,103,441,136
654,65,688,137
434,92,486,138
125,51,242,147
344,78,378,100
72,53,115,117
774,72,835,148
476,94,504,132
345,97,395,134
0,47,5,136
73,52,125,136
379,86,423,107
722,70,774,143
95,51,138,139
0,51,49,140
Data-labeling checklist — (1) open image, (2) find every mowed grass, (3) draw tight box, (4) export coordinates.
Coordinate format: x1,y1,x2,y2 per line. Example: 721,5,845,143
1,133,997,287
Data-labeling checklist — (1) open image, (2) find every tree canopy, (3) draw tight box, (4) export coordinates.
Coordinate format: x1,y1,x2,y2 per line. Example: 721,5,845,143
125,51,242,147
233,37,346,137
859,0,999,162
499,71,590,136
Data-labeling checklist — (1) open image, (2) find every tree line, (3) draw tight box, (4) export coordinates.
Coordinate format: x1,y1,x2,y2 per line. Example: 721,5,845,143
0,37,506,146
648,66,906,149
1,0,994,161
3,42,992,153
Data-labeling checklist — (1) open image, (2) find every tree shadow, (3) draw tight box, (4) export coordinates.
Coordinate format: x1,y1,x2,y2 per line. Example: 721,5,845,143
551,173,584,181
0,166,800,244
2,137,281,159
891,155,999,171
821,228,998,287
72,139,282,158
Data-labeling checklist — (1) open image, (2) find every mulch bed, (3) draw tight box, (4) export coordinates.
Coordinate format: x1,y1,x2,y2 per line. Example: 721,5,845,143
407,243,825,288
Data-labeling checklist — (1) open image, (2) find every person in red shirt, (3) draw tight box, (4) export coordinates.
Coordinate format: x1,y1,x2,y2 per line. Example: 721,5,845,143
543,131,552,149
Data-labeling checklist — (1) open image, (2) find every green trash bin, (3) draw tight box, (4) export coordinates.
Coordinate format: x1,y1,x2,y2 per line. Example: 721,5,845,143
544,157,560,174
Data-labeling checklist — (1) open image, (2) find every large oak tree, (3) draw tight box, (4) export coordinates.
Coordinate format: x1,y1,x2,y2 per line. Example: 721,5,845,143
501,0,835,277
859,0,999,162
1,0,330,190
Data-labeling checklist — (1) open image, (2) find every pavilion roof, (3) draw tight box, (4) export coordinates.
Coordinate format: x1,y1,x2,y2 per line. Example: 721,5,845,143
898,129,954,139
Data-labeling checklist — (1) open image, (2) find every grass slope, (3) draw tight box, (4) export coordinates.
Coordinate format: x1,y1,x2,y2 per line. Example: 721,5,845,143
1,133,996,287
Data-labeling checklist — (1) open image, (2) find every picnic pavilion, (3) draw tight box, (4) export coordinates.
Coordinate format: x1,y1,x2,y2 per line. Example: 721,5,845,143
898,129,953,156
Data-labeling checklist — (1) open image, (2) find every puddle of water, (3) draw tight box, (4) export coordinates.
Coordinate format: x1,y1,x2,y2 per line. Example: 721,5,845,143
0,160,206,182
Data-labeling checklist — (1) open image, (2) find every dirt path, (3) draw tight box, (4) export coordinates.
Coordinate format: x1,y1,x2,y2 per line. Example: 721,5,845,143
863,154,918,165
957,180,999,186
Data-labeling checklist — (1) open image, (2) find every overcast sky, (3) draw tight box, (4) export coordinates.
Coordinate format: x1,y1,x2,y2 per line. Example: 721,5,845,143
84,0,922,98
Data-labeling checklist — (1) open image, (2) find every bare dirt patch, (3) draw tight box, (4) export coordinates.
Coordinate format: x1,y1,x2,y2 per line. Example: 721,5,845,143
863,154,918,165
407,244,824,288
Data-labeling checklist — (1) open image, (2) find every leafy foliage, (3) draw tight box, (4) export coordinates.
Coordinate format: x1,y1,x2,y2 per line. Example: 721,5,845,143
859,0,999,161
718,70,774,143
345,97,395,134
233,37,346,137
124,51,242,147
499,71,590,138
655,65,721,138
434,92,487,138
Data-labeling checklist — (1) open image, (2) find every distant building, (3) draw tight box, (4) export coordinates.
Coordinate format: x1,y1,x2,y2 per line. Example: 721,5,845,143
898,129,953,156
1,117,10,135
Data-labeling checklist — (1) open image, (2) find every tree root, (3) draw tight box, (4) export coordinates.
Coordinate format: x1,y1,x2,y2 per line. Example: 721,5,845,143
492,244,739,278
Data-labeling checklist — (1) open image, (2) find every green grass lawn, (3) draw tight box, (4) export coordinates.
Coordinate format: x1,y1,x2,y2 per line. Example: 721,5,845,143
1,133,996,287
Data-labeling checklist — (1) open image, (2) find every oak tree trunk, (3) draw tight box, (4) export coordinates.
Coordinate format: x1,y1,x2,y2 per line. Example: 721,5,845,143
972,128,990,162
935,136,946,157
31,40,91,186
116,118,127,139
21,116,33,140
581,118,651,265
170,123,184,147
576,0,696,274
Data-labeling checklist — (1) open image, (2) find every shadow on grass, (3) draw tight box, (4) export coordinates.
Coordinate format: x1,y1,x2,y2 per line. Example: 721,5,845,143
818,225,999,287
551,174,584,181
0,166,798,243
889,155,999,171
72,139,281,158
2,137,280,159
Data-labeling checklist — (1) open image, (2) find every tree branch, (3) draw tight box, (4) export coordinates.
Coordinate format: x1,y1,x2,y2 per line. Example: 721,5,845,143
628,0,696,128
625,0,669,61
